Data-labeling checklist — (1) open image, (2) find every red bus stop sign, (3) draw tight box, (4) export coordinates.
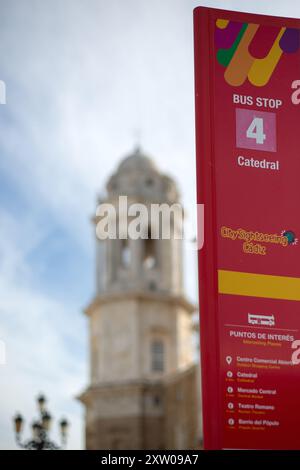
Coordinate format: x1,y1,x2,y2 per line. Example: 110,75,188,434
194,7,300,449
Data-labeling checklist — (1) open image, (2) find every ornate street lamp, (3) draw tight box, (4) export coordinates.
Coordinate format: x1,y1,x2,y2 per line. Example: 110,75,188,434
13,394,69,450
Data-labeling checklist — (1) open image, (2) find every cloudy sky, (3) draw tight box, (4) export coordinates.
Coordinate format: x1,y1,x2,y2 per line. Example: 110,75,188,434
0,0,299,449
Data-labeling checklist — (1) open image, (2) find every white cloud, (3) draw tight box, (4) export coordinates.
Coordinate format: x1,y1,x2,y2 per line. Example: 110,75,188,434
0,208,87,449
0,0,300,449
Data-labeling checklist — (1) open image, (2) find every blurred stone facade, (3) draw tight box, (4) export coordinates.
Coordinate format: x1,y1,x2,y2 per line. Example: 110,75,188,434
79,148,202,449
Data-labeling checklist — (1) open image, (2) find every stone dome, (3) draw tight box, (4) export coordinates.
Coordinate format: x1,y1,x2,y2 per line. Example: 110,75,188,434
106,147,179,203
117,147,157,173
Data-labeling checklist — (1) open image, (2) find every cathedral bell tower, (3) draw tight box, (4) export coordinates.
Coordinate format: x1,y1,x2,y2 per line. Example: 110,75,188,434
79,148,196,450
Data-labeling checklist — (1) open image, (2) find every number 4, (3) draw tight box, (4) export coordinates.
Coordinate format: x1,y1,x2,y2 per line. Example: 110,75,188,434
246,117,266,144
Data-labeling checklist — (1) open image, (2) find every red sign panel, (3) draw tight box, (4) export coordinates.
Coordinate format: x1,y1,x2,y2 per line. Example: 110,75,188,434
194,7,300,449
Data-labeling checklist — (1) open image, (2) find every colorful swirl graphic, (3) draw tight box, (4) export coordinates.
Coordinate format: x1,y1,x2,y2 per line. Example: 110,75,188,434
215,19,300,87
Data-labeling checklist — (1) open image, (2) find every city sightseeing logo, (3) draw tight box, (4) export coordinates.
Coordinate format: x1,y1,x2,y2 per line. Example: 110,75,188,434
215,19,300,87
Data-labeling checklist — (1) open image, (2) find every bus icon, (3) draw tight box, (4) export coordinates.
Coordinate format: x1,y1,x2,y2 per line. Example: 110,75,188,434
248,313,275,327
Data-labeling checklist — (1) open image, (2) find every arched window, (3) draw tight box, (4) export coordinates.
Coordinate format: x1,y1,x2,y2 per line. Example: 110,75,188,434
143,226,156,269
151,340,164,372
120,239,131,268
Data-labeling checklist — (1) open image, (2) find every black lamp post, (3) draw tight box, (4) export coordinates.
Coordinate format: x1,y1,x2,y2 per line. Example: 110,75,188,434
13,394,69,450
